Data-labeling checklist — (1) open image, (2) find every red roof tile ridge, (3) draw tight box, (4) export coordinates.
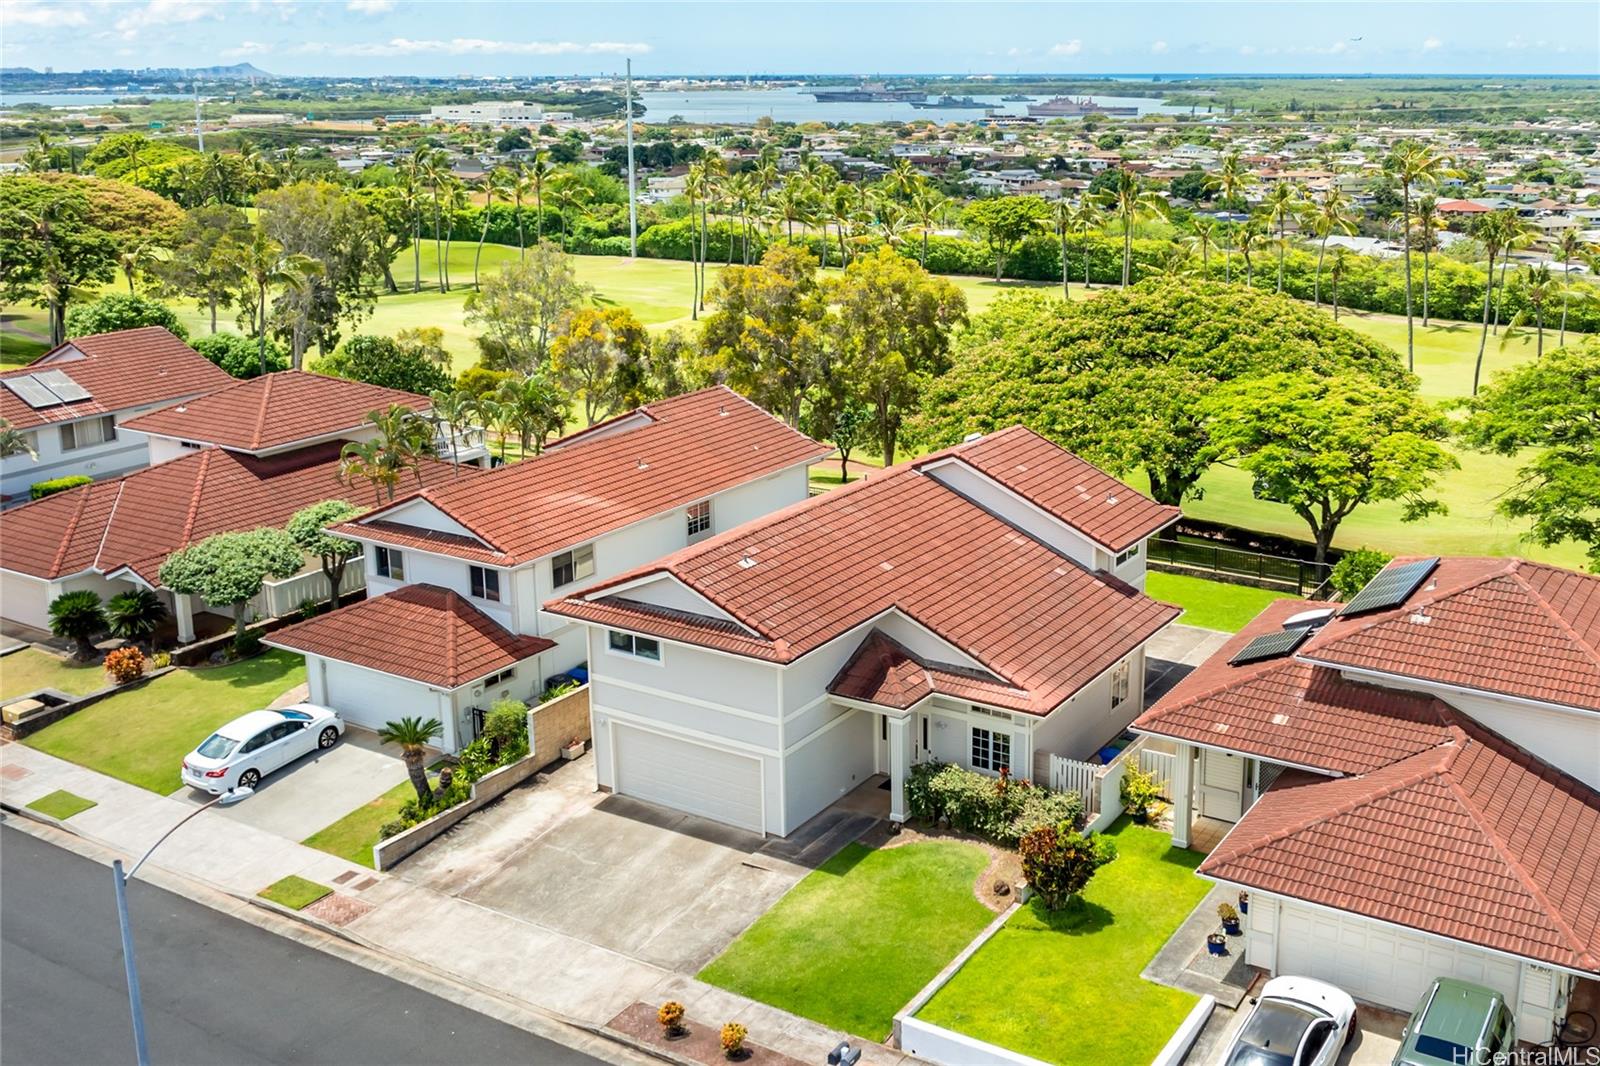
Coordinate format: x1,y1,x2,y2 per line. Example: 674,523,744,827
1508,563,1600,674
250,372,275,449
349,490,508,555
1306,559,1521,657
178,449,213,550
47,481,96,579
90,479,126,574
442,587,461,682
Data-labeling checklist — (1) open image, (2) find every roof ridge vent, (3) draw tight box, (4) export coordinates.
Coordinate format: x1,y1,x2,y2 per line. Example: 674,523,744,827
962,431,983,443
718,404,729,416
1281,607,1335,631
738,553,757,570
637,457,649,470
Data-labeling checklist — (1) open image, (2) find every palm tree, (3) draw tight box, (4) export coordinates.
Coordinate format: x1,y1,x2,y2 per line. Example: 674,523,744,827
427,389,481,472
339,438,401,504
774,173,811,243
105,589,168,649
1414,194,1440,325
1095,168,1168,287
48,589,105,662
399,154,427,293
908,182,944,266
1187,216,1217,279
1208,151,1255,218
0,417,37,460
1385,140,1451,370
1491,214,1535,335
1308,185,1356,307
1499,264,1558,359
1327,246,1351,321
1262,181,1302,293
1471,210,1516,396
494,372,568,456
1553,230,1590,346
827,183,855,268
117,241,167,295
366,403,434,488
474,167,509,291
439,176,468,293
1236,218,1267,288
241,228,321,374
379,716,443,805
886,158,919,202
119,134,148,186
1042,198,1075,299
549,175,592,249
685,162,709,320
1069,198,1106,289
524,153,552,247
419,150,452,293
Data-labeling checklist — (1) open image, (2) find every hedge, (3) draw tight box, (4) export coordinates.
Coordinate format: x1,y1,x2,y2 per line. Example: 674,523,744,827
30,474,93,500
904,761,1084,846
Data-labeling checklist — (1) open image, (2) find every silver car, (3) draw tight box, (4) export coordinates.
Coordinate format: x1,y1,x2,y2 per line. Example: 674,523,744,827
181,704,344,794
1223,976,1358,1066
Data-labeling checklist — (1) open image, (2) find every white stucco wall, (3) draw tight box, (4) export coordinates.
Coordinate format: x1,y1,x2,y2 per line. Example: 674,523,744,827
1030,648,1145,763
364,550,515,633
920,459,1103,571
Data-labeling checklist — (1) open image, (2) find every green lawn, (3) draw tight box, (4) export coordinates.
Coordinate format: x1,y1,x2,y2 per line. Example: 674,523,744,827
699,841,994,1041
1144,571,1298,632
258,875,331,910
1,649,109,701
25,789,98,820
917,820,1210,1066
301,775,434,868
23,650,307,794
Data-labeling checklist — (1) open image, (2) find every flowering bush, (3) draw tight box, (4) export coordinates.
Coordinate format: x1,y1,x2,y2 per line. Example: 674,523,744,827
906,762,1083,846
720,1022,747,1058
1019,822,1117,911
657,1001,685,1035
103,646,146,685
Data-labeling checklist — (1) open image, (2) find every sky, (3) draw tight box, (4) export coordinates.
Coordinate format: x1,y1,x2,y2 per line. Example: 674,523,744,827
3,1,1597,78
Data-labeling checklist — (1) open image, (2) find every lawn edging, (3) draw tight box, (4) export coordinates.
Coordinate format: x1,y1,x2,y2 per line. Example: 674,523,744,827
893,901,1044,1066
371,752,541,870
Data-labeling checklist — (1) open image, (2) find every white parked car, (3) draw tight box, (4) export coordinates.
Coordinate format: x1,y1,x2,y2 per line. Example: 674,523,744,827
1222,976,1358,1066
181,704,344,794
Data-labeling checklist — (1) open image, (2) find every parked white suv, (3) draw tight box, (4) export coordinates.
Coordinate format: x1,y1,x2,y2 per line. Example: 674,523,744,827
181,704,344,794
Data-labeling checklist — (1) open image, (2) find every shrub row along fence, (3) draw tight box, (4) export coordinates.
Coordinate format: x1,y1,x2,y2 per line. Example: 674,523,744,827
1147,537,1332,594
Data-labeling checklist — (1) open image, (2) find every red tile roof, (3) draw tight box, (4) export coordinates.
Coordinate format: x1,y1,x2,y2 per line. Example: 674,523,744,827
1436,199,1492,213
265,584,554,688
0,442,469,585
915,426,1180,552
0,327,231,430
121,371,430,454
1200,714,1600,974
548,438,1181,716
828,631,1029,712
1301,557,1600,712
1134,599,1456,775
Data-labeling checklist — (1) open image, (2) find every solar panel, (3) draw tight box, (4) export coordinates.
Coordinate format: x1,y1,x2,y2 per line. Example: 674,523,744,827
2,375,63,409
32,369,90,403
1229,626,1311,667
1339,557,1440,618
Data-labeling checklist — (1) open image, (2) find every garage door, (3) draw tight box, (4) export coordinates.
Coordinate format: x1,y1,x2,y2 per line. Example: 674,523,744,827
612,724,764,833
1277,902,1520,1011
323,662,437,734
1,571,50,630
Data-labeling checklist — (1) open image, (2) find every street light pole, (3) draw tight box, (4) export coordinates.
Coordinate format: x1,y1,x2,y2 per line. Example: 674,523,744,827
625,58,637,259
111,787,251,1066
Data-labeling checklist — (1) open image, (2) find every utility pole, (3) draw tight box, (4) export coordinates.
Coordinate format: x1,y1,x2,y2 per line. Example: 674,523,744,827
625,58,638,258
194,83,204,153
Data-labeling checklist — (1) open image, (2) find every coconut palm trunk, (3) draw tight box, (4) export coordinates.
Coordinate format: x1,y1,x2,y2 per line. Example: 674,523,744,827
1473,246,1497,396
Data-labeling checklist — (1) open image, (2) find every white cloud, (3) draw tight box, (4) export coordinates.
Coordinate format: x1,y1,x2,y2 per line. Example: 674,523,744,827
347,0,395,12
1422,36,1443,51
1150,40,1169,55
1238,44,1257,56
5,1,89,27
1048,39,1082,57
221,40,272,58
326,37,651,57
114,0,225,39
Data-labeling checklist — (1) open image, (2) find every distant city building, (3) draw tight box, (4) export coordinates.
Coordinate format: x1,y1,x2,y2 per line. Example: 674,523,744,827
225,112,294,128
428,101,548,126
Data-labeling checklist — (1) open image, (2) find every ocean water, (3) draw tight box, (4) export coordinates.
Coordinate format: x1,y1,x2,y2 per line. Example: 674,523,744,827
636,86,1184,125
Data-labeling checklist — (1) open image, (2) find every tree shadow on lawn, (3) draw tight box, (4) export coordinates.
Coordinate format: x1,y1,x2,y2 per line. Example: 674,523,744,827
1024,897,1115,937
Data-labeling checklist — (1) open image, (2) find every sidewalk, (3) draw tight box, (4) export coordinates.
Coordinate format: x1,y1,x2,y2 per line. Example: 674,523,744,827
0,743,910,1065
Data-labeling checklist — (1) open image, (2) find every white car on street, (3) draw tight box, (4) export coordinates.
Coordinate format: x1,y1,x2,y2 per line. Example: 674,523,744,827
181,704,344,794
1222,975,1358,1066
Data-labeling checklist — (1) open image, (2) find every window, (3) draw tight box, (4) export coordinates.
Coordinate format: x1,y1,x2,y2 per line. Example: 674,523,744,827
482,667,515,688
1110,660,1131,709
607,629,661,662
686,500,712,540
551,543,595,588
470,565,501,602
1114,543,1140,567
59,415,116,452
971,726,1010,772
375,546,404,580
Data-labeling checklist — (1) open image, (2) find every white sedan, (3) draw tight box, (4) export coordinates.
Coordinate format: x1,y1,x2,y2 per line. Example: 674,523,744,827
1222,976,1358,1066
181,704,344,794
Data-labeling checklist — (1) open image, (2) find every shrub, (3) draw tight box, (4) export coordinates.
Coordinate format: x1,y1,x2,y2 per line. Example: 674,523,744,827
905,762,1083,846
297,598,323,621
230,630,263,659
150,650,173,670
30,475,92,500
657,1001,685,1036
1330,547,1393,601
65,294,188,341
1120,763,1163,822
191,332,289,379
1019,822,1117,911
720,1022,747,1058
103,645,146,685
1217,902,1239,924
105,588,168,645
378,818,411,840
313,335,453,394
48,589,106,661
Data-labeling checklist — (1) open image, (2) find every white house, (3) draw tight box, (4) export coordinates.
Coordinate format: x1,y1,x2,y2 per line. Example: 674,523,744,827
265,386,830,753
0,327,231,504
544,427,1182,838
1133,557,1600,1043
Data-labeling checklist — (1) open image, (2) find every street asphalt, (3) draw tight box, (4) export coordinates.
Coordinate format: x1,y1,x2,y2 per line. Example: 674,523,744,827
0,823,606,1066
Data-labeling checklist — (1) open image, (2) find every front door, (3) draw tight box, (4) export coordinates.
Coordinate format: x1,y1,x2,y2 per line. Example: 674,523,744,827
1198,749,1246,822
912,713,931,765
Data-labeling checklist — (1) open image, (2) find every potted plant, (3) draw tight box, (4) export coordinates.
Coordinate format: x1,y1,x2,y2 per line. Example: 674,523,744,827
561,736,585,760
1206,932,1228,956
1218,902,1242,935
657,1001,686,1039
720,1021,748,1060
1238,890,1250,915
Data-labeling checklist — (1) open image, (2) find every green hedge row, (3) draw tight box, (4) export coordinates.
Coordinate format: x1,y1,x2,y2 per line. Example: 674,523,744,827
30,474,93,500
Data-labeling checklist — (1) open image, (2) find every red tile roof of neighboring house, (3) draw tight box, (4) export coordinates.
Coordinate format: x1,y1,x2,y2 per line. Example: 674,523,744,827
1437,199,1492,213
548,435,1181,716
0,442,468,586
121,371,429,454
1133,599,1456,775
918,426,1181,552
0,327,231,430
1199,714,1600,974
329,386,831,566
265,584,554,688
1300,557,1600,712
828,630,1030,712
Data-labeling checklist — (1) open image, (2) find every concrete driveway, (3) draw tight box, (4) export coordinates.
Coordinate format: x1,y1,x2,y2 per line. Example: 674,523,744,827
172,727,412,842
396,756,868,973
1193,990,1405,1065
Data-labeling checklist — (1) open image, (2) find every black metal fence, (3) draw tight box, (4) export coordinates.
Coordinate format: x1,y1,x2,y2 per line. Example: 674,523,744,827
1147,538,1332,595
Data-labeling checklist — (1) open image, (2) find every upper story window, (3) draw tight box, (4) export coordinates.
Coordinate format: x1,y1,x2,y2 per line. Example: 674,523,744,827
686,500,712,541
607,629,661,662
1114,543,1140,567
60,415,116,452
470,565,501,602
552,543,595,588
375,546,404,580
1110,660,1131,708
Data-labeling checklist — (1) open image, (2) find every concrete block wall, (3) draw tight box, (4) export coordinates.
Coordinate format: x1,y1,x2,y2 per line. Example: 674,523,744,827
530,684,591,765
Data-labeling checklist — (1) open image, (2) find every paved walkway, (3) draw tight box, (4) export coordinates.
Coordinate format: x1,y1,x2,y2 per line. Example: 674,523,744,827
0,743,909,1065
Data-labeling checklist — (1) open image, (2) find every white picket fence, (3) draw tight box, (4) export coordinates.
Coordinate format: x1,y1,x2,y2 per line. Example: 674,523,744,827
1048,754,1105,815
1137,746,1177,800
1049,735,1175,830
